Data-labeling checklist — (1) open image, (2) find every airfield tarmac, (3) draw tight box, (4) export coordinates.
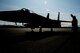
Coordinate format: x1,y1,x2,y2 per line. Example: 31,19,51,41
0,28,80,53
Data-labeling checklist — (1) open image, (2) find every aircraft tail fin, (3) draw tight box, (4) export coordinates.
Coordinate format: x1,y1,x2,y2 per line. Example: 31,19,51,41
47,13,49,19
58,12,60,21
57,12,61,27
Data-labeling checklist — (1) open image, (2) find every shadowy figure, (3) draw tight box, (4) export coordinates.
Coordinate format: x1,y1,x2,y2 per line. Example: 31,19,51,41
71,14,78,32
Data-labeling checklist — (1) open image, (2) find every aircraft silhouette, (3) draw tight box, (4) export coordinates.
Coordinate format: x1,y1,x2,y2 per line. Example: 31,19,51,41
0,8,71,30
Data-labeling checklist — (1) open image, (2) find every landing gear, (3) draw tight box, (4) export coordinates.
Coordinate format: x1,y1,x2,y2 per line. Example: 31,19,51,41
39,27,42,32
22,23,24,26
39,26,42,32
51,28,53,32
15,22,17,26
31,28,34,32
31,29,34,32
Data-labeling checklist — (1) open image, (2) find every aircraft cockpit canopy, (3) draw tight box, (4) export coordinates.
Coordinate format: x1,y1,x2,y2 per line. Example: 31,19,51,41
21,8,30,13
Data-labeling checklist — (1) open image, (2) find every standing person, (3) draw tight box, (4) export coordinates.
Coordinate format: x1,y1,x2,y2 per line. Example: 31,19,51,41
71,14,78,32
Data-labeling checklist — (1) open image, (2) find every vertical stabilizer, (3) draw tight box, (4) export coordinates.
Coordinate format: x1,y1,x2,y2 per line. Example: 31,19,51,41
47,13,49,19
57,12,61,27
58,12,60,21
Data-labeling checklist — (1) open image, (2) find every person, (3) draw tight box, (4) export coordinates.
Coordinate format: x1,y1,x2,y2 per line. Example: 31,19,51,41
71,14,78,32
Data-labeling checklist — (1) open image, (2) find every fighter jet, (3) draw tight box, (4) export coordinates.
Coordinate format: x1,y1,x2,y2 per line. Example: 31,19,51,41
0,8,71,29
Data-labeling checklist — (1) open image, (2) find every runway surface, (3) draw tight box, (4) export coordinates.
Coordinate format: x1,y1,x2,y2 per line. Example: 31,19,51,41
0,28,80,53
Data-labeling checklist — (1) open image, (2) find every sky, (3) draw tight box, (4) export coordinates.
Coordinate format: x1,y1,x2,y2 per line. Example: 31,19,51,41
0,0,80,27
